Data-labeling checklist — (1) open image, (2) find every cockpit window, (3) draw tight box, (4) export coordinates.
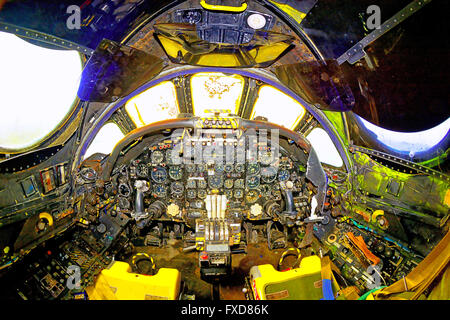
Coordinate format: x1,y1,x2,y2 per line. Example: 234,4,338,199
306,127,344,168
357,115,450,155
84,122,124,159
251,85,305,129
125,81,179,127
190,73,244,115
0,32,82,152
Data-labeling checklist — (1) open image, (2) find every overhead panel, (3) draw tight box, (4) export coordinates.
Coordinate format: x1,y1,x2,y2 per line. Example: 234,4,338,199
154,23,294,68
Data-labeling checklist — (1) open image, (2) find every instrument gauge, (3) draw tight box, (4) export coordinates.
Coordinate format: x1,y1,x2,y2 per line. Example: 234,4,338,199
215,163,224,173
224,179,234,189
259,151,273,165
117,196,130,209
234,189,244,199
278,169,290,182
80,167,97,181
186,179,196,189
153,184,167,198
136,163,148,177
118,183,131,197
170,181,184,196
224,164,234,173
166,148,180,165
246,175,260,189
247,163,260,175
197,164,206,172
197,189,207,199
151,166,167,183
234,163,245,173
168,166,183,180
151,150,164,164
197,179,207,189
208,175,223,189
260,184,271,197
187,189,196,199
234,179,244,189
225,189,233,199
261,166,277,183
246,190,259,203
186,163,196,173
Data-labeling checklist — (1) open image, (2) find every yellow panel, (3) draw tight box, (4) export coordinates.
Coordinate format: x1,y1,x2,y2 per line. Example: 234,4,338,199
248,42,291,63
444,189,450,207
125,81,179,127
191,73,245,115
250,255,322,300
251,85,305,129
158,36,189,58
268,0,307,24
196,53,242,67
86,261,181,300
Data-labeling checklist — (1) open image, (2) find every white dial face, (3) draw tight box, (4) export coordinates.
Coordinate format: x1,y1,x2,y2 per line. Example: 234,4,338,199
247,13,266,30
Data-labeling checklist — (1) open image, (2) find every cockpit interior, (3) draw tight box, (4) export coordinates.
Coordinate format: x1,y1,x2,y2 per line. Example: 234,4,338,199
0,0,448,301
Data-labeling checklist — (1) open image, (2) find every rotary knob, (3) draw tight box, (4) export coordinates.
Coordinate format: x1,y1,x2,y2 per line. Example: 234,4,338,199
167,203,180,217
250,203,263,217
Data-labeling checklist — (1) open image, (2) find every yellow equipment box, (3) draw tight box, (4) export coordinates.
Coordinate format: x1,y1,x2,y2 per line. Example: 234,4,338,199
249,255,338,300
86,261,181,300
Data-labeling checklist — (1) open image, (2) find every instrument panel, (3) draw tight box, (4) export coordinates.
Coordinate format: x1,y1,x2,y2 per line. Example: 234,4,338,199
112,133,312,227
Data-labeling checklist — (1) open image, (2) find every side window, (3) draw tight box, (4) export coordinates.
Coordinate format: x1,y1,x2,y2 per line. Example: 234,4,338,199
251,85,306,129
125,81,179,127
0,32,82,152
306,127,344,168
84,123,124,159
358,115,450,154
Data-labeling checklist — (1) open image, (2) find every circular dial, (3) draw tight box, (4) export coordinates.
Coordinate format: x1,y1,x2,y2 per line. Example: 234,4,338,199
224,164,234,173
234,189,244,199
186,189,196,199
247,163,260,175
151,150,164,164
247,13,266,29
197,164,206,172
117,196,130,209
225,189,233,199
246,175,260,189
224,179,234,189
234,179,244,189
260,184,271,197
151,166,167,183
235,163,245,173
246,190,259,203
186,164,196,173
197,179,207,189
208,175,223,189
215,163,224,173
261,166,277,183
259,151,273,165
186,179,196,189
136,163,148,177
80,167,97,181
153,184,167,198
278,169,290,182
168,166,183,180
170,181,184,196
197,189,207,199
118,183,131,197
